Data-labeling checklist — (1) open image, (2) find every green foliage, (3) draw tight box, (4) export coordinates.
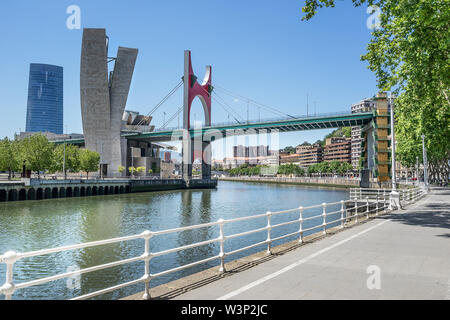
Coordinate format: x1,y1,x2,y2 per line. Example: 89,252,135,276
301,0,450,182
329,160,341,173
280,146,296,154
20,134,54,176
79,149,100,178
136,167,146,174
50,144,80,174
307,161,353,175
118,165,125,173
277,164,305,176
338,162,354,175
0,137,21,180
128,166,136,175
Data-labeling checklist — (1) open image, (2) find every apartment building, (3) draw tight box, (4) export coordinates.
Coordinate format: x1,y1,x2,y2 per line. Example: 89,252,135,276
324,137,352,163
295,144,324,167
350,98,376,169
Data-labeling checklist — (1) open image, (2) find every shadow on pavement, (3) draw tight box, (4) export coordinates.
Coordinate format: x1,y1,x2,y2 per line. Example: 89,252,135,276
386,189,450,230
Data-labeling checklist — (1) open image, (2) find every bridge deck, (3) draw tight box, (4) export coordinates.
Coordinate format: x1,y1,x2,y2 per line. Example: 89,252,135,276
157,188,449,300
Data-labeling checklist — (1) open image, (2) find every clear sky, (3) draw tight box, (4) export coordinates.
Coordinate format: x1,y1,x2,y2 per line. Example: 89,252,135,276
0,0,378,158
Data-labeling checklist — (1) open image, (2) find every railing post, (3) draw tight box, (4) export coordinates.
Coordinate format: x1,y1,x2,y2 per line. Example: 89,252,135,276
340,200,345,229
141,231,153,300
298,207,304,244
0,251,19,300
354,198,359,223
359,188,362,200
366,196,370,218
322,203,327,235
375,194,379,216
218,219,226,272
266,212,272,255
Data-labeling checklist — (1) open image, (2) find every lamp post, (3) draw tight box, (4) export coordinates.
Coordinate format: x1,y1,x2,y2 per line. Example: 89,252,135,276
389,92,400,210
63,139,66,180
421,134,429,192
416,156,419,187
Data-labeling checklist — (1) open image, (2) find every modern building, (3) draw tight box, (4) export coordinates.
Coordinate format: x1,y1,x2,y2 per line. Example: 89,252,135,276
233,145,269,158
324,137,352,163
296,144,324,167
350,98,376,169
25,63,63,134
80,28,139,176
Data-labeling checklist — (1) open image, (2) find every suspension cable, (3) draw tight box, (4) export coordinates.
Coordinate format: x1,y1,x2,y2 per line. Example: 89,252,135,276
135,80,183,126
212,93,244,124
214,85,296,119
160,106,183,130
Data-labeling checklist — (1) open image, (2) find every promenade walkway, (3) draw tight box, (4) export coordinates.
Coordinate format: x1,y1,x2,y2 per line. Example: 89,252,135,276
169,187,450,300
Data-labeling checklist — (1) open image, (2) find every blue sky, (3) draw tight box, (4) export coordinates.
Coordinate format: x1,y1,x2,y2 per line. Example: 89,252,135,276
0,0,378,158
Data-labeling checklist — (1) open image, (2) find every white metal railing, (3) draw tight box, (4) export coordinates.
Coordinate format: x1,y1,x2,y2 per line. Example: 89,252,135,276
0,189,426,300
350,187,427,206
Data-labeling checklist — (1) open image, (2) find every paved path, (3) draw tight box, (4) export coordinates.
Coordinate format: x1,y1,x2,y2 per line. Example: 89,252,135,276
174,188,450,300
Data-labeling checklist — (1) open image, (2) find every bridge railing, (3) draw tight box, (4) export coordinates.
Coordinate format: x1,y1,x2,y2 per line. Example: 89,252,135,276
151,110,361,133
350,187,427,206
1,189,425,301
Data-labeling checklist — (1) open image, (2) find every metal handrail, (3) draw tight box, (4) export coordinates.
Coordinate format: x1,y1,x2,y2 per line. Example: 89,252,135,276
0,188,426,300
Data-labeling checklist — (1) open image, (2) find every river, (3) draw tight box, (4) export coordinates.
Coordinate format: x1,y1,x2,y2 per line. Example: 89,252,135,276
0,181,349,300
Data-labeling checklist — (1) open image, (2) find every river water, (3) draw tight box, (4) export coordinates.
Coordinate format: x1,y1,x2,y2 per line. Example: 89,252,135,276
0,181,349,300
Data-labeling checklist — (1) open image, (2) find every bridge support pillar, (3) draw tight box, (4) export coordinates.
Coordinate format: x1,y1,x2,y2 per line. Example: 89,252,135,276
202,141,211,180
182,137,193,181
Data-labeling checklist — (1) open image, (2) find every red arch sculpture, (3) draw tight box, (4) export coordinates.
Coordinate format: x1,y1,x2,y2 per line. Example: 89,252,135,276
183,50,212,130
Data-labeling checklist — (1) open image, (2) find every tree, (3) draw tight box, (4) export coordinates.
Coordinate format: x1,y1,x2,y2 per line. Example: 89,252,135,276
317,162,330,175
0,138,21,180
281,146,296,154
118,166,125,175
302,0,450,183
308,164,318,175
136,167,146,175
50,144,80,177
339,162,354,175
329,160,341,174
128,166,136,177
20,134,54,178
79,149,100,179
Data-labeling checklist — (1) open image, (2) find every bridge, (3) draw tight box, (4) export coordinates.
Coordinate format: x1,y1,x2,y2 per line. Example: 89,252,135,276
53,111,374,144
51,28,391,186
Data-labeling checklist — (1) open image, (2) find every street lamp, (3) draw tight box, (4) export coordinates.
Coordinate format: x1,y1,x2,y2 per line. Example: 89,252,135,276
389,92,400,209
421,134,429,191
416,156,419,187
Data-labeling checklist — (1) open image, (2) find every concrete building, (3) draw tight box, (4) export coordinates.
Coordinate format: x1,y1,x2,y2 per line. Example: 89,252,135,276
279,153,301,165
296,144,324,167
324,137,352,163
80,28,138,176
26,64,63,134
350,98,376,169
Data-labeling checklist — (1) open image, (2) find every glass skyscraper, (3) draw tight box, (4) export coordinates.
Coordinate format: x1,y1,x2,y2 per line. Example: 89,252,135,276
25,63,63,134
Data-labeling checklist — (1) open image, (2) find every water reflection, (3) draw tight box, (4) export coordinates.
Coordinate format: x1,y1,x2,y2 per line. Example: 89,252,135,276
0,181,348,299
